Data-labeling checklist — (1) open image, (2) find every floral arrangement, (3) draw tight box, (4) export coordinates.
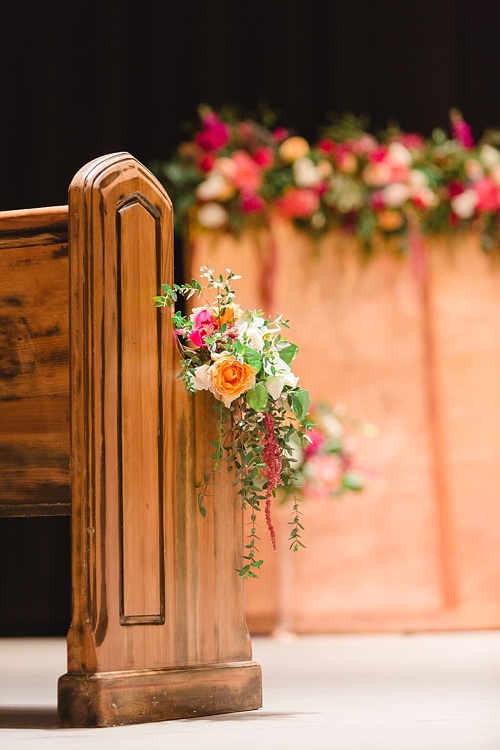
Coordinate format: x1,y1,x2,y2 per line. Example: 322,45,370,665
288,402,374,502
154,266,312,578
154,105,500,252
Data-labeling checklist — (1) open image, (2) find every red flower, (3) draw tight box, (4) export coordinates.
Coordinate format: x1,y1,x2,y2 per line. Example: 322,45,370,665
199,154,216,172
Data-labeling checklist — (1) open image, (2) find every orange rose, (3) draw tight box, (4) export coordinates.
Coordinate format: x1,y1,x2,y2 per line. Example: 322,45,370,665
209,355,256,407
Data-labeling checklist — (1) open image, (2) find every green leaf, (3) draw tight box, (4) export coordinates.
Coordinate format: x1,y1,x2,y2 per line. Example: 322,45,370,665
342,471,364,491
243,346,262,372
246,383,269,412
277,342,298,365
290,388,311,420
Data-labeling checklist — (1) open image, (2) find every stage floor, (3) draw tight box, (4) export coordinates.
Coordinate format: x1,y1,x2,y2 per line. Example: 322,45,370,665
1,632,499,749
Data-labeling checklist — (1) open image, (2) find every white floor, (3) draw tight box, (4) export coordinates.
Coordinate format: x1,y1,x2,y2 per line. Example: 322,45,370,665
1,632,500,749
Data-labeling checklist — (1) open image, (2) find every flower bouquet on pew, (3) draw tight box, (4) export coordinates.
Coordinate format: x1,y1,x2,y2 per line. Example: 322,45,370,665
155,267,312,578
287,401,375,502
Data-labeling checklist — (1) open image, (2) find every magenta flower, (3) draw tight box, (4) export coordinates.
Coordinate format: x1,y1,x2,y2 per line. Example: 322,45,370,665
451,111,474,149
241,192,265,213
253,146,274,167
304,428,326,457
195,114,231,152
188,308,216,347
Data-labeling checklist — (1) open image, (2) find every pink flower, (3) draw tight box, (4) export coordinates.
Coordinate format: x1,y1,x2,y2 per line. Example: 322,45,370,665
394,133,425,151
451,112,474,149
448,180,465,198
277,188,320,219
317,138,336,155
188,308,216,348
369,146,389,163
474,178,500,212
195,114,230,152
273,127,289,143
237,121,255,142
303,454,344,500
231,151,263,192
304,428,326,457
241,192,265,213
253,146,274,167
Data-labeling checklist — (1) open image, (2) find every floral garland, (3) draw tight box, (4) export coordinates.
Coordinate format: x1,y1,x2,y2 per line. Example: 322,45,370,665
154,105,500,252
155,267,312,578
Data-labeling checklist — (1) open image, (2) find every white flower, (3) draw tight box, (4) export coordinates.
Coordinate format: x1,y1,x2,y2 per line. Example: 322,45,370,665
388,142,412,166
382,182,410,208
464,159,484,180
197,202,228,228
480,144,500,170
451,189,478,219
192,364,211,391
293,157,323,188
409,169,428,189
263,354,299,399
196,174,228,201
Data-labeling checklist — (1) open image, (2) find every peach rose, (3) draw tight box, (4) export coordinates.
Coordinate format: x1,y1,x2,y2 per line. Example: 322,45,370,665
209,355,256,407
279,136,310,163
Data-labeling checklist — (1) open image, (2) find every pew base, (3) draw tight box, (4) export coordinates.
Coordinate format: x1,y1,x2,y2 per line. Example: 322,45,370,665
57,660,262,727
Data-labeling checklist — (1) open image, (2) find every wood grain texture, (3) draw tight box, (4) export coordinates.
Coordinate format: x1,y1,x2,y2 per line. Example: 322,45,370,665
59,152,261,726
0,207,70,516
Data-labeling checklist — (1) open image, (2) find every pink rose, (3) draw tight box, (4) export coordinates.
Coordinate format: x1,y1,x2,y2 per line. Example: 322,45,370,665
394,133,425,151
195,114,230,152
231,151,263,192
253,146,274,167
474,178,500,212
277,188,320,219
369,146,389,163
241,192,265,213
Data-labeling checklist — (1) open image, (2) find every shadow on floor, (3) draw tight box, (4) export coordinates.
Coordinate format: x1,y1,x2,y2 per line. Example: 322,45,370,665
0,706,59,729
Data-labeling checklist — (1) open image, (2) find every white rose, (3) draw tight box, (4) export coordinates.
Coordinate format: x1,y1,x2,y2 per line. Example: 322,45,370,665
409,169,428,189
382,182,410,208
451,189,478,219
195,174,228,201
197,202,228,229
192,364,211,391
293,157,323,188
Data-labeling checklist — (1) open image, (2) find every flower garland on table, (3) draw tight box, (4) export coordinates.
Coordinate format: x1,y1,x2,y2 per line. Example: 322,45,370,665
287,402,375,502
154,267,312,578
154,105,500,253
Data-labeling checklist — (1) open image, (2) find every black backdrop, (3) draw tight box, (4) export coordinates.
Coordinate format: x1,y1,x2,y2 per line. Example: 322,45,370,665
1,0,500,635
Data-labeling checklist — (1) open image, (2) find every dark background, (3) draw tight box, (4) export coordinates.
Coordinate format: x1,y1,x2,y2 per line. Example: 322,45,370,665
1,0,500,635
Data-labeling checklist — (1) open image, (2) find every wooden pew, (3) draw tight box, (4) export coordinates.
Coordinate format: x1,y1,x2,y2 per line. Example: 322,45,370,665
0,152,262,727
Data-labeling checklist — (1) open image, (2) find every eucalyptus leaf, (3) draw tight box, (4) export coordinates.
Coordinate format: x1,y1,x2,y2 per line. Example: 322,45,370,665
246,383,269,411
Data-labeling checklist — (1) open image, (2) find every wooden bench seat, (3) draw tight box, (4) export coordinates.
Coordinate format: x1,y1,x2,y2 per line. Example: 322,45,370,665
0,153,262,727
